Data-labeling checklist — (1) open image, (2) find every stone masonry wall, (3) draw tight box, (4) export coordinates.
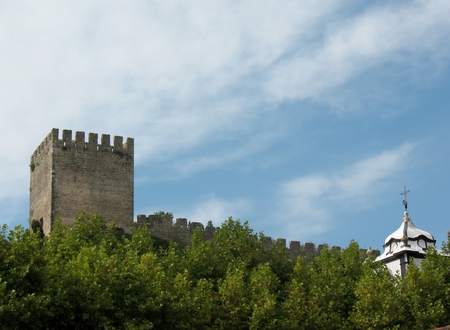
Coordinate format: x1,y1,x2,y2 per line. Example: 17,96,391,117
136,213,380,258
30,128,134,234
136,213,214,249
29,131,54,234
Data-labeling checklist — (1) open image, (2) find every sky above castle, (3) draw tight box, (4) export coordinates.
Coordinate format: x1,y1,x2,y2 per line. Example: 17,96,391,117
1,1,450,250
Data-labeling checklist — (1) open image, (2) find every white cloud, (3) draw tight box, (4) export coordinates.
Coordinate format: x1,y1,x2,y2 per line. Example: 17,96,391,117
335,144,414,200
265,0,450,102
1,1,447,163
172,127,284,176
182,196,250,225
276,143,415,238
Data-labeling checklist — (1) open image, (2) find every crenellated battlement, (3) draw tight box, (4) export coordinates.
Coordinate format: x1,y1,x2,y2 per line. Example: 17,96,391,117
136,213,215,248
31,128,134,161
31,130,54,160
260,236,379,259
136,213,380,258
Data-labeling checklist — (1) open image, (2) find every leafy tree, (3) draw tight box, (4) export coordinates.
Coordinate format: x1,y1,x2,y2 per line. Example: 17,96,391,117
281,256,314,330
42,213,163,328
262,238,295,288
248,263,280,330
352,258,405,329
3,212,450,329
0,225,50,329
215,263,251,329
212,217,265,274
305,242,364,329
184,227,220,284
402,260,446,329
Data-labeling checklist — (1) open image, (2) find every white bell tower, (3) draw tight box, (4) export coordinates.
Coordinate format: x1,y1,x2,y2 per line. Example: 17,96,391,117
376,187,436,276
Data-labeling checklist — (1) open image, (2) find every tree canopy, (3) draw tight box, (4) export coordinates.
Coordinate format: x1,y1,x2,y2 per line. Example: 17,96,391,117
1,213,449,329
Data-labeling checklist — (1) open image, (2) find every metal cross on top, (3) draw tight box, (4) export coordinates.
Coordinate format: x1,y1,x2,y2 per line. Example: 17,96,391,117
401,186,410,211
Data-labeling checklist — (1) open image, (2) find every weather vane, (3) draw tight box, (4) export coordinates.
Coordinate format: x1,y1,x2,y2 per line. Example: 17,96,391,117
401,186,410,211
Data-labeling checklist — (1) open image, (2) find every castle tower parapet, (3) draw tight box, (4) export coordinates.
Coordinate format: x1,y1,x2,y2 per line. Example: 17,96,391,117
289,241,301,259
277,238,287,247
204,222,215,240
304,242,315,254
318,244,327,253
190,222,204,231
175,218,188,228
263,237,273,250
36,129,134,157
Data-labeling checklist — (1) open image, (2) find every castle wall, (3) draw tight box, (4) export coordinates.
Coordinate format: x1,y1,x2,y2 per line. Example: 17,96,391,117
137,214,204,248
30,129,134,233
136,213,380,259
29,128,383,256
29,131,54,234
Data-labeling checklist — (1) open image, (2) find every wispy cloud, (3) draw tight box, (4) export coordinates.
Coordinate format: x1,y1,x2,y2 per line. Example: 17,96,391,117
181,196,251,225
2,1,446,174
276,143,415,238
172,128,284,176
265,1,450,103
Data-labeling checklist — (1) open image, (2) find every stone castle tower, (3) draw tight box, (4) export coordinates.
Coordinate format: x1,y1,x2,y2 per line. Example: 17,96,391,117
29,128,134,235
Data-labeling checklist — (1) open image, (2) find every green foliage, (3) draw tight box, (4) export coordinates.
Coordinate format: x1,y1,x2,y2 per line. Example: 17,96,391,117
248,263,279,329
1,215,450,329
283,243,372,330
185,228,220,283
0,225,50,329
30,220,44,238
263,238,295,287
402,261,446,329
213,217,265,269
215,263,251,329
352,258,404,329
153,210,173,217
281,256,313,329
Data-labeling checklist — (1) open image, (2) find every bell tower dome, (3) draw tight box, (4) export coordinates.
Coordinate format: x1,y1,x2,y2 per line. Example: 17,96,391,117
376,187,436,276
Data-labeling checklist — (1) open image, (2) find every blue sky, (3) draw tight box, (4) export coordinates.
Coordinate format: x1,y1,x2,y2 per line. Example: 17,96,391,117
1,1,450,251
